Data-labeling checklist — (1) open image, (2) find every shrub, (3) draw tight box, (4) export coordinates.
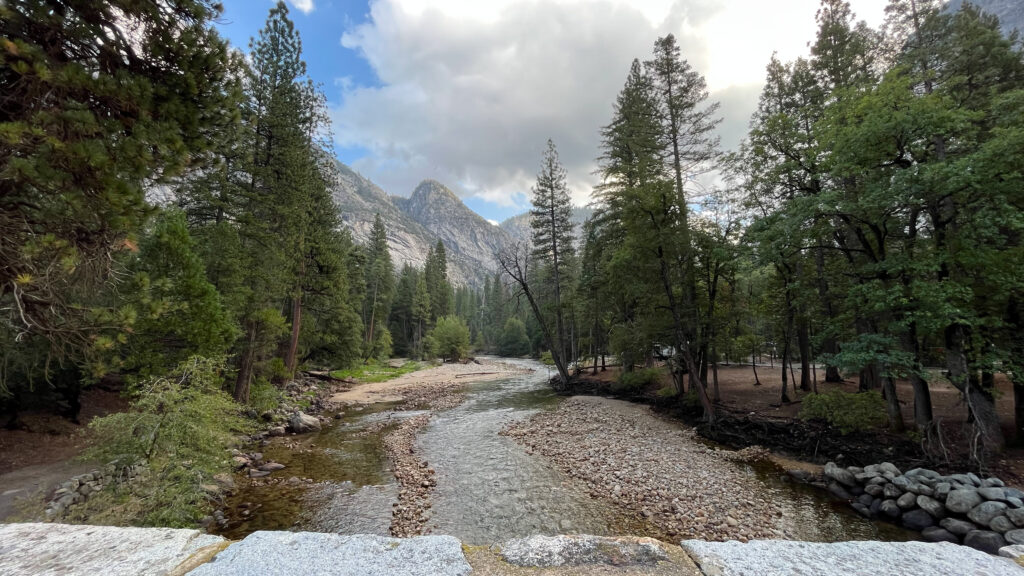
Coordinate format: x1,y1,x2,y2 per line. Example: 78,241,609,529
428,316,470,362
799,390,887,434
85,356,249,526
613,368,661,392
497,318,531,357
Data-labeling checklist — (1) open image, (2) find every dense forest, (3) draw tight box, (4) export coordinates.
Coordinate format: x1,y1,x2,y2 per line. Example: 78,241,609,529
507,0,1023,467
0,0,1022,527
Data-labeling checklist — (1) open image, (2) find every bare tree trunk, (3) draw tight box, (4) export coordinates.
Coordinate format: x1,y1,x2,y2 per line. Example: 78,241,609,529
752,349,762,386
882,374,905,432
797,317,812,392
234,323,258,404
285,292,302,375
946,323,1004,463
711,342,720,403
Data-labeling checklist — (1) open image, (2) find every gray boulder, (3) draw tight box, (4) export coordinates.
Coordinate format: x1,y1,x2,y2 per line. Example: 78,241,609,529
883,483,902,499
288,411,321,433
897,492,918,510
1006,529,1024,545
921,526,959,544
917,495,946,519
964,530,1007,555
825,462,858,487
1007,507,1024,527
946,489,983,514
880,499,902,519
902,509,936,531
967,472,982,486
968,501,1009,528
991,515,1015,534
851,502,872,518
934,482,952,501
999,544,1024,560
864,484,884,497
1005,487,1024,500
877,462,901,476
982,477,1005,488
979,487,1007,501
940,517,978,536
828,481,853,501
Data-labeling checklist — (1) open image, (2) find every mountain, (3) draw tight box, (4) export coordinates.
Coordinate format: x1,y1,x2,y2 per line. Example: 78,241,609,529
330,161,509,288
947,0,1023,35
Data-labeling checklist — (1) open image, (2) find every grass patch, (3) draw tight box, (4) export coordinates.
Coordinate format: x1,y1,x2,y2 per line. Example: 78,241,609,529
330,360,425,383
799,390,887,434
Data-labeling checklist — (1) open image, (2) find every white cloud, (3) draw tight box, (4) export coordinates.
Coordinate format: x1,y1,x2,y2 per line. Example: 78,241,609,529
331,0,888,207
289,0,315,15
487,219,499,226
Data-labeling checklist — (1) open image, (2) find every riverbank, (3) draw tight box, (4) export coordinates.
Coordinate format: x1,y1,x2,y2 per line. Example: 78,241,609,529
501,396,784,542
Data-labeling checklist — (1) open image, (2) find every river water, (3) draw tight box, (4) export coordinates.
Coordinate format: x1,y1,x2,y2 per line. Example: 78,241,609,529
217,358,914,544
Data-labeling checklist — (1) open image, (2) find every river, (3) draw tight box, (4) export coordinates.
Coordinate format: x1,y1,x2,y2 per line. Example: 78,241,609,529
217,358,914,544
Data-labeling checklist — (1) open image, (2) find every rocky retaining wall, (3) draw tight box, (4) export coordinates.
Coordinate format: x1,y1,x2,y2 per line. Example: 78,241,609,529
43,462,145,520
1,524,1022,576
820,461,1024,554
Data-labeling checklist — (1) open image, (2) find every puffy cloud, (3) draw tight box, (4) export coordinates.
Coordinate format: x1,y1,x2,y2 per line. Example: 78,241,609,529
289,0,315,14
331,0,888,206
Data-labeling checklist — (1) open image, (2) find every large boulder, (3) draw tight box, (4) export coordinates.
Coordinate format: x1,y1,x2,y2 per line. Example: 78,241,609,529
897,492,918,510
940,517,978,536
946,489,983,514
1007,507,1024,527
921,526,959,544
917,495,946,519
1005,529,1024,545
902,509,936,531
288,411,322,434
979,487,1007,502
991,515,1015,534
968,501,1009,528
497,535,668,567
963,530,1007,555
880,500,902,519
825,462,858,487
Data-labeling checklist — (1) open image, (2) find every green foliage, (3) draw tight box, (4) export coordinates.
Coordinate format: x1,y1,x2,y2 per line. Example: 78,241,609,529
85,357,248,526
428,316,470,362
498,318,531,357
614,368,662,392
539,351,555,365
248,377,283,414
799,390,888,434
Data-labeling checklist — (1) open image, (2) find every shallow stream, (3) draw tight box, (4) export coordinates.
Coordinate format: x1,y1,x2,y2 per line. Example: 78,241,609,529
217,358,915,544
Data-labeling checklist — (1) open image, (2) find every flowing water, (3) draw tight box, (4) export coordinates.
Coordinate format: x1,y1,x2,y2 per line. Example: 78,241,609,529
217,358,915,543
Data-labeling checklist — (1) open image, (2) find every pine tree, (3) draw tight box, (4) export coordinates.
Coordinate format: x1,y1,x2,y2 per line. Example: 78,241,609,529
363,214,394,359
529,139,576,375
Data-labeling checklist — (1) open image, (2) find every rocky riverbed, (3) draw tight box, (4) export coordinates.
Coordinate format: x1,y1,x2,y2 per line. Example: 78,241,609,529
501,396,784,542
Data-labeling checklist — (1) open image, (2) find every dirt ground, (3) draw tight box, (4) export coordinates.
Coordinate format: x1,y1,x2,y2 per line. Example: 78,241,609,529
584,363,1024,482
329,358,530,405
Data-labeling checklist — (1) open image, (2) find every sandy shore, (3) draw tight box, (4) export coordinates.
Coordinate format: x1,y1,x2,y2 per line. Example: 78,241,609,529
329,358,532,407
501,396,784,542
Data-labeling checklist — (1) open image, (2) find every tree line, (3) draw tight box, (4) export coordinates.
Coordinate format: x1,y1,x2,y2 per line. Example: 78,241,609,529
502,0,1023,465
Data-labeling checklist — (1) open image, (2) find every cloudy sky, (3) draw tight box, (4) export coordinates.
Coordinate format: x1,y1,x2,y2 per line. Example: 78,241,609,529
215,0,890,222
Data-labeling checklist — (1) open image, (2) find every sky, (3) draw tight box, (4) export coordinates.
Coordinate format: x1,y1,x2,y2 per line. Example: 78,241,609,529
214,0,891,222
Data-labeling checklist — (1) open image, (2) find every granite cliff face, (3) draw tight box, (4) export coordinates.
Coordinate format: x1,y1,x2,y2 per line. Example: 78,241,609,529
947,0,1023,35
330,162,509,288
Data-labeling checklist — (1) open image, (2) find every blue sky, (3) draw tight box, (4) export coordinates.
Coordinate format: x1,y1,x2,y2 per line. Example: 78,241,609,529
213,1,890,224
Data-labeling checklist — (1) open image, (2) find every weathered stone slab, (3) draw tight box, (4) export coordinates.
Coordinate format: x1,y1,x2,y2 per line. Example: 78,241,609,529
496,535,668,567
187,531,470,576
0,522,223,576
679,539,1023,576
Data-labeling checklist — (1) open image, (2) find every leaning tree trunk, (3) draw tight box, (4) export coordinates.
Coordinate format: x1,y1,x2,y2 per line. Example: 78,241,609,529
946,323,1004,464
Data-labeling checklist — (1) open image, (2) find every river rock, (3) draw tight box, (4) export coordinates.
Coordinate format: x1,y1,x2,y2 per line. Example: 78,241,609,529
946,489,983,514
1007,497,1023,509
991,515,1015,534
497,535,668,567
857,494,875,507
897,492,918,510
902,509,935,531
883,483,902,499
189,532,471,576
921,526,959,544
999,544,1024,560
880,499,901,519
967,472,982,486
934,482,952,500
258,462,286,472
1007,507,1024,527
968,501,1008,528
828,481,853,500
679,539,1022,576
864,484,884,497
878,462,901,476
982,477,1005,488
288,411,321,433
979,487,1007,501
940,518,978,536
825,462,858,487
248,469,270,478
1005,487,1024,500
1004,530,1024,546
950,473,973,485
267,426,286,437
851,502,872,518
917,495,946,519
964,530,1007,555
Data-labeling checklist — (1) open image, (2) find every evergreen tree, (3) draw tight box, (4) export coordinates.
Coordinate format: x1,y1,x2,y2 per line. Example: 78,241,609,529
363,214,394,359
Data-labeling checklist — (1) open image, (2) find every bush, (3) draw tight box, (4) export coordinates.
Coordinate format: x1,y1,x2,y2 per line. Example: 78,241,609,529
249,376,282,414
539,350,554,365
613,367,661,392
427,316,470,362
799,390,887,434
85,356,249,526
